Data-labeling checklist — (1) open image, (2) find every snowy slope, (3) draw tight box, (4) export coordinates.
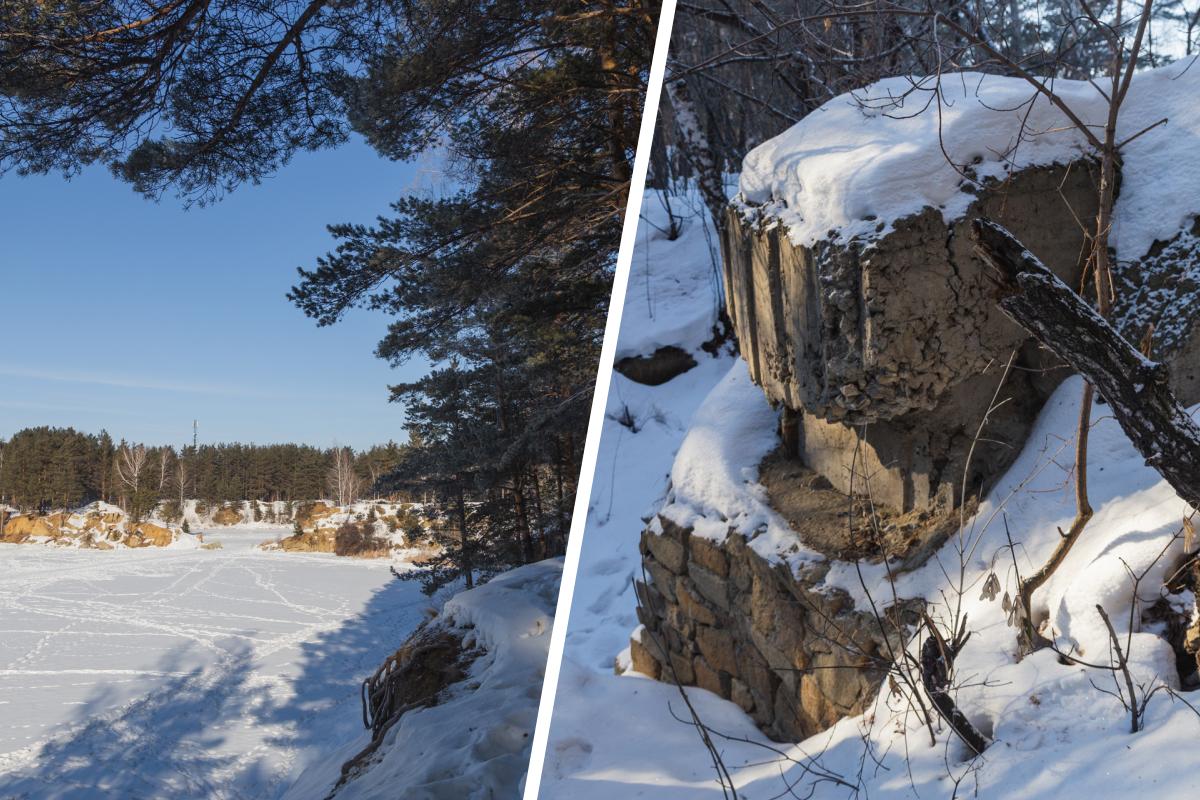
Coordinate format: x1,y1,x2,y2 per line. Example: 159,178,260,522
541,188,743,795
739,63,1200,263
563,367,1200,799
617,188,726,359
541,171,1200,797
287,559,562,800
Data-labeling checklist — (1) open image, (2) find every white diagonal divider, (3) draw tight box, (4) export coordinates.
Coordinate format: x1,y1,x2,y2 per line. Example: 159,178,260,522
521,3,678,796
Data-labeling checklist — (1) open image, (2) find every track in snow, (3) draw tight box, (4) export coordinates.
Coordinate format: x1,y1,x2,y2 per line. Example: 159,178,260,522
0,528,433,799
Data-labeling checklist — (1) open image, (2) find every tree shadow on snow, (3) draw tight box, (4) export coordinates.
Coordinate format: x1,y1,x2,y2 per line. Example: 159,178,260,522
0,639,258,800
0,574,437,800
257,575,438,765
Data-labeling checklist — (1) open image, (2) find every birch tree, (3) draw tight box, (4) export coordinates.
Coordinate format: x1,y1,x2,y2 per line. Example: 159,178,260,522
327,447,361,508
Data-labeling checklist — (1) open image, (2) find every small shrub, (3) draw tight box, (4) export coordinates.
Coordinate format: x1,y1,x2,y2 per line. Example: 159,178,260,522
335,521,384,557
159,500,183,524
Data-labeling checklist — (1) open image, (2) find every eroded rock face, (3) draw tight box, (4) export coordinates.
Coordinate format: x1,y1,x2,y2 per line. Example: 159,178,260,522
212,505,244,526
724,164,1099,510
0,508,179,548
631,516,918,742
1115,215,1200,406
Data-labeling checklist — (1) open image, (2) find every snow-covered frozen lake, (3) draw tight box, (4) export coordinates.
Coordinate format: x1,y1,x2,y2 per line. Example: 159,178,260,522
0,527,431,799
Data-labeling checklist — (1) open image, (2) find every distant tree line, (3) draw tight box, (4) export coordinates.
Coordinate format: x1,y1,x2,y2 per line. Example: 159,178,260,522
0,426,404,518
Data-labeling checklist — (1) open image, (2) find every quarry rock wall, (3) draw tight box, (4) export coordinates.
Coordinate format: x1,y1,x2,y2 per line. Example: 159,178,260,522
723,164,1100,511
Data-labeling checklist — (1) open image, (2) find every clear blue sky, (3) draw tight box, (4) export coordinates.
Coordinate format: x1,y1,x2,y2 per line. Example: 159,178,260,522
0,138,443,450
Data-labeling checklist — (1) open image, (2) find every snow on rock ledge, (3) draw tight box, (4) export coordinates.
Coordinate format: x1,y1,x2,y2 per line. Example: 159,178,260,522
725,65,1200,512
737,67,1200,263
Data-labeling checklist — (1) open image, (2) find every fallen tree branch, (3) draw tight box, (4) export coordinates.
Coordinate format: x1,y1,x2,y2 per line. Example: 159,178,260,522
918,612,989,755
971,219,1200,510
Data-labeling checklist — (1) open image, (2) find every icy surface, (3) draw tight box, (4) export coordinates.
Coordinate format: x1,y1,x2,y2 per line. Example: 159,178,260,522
0,527,433,799
739,64,1200,262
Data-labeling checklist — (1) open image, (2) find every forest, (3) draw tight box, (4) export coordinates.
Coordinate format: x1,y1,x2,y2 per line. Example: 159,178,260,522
0,426,404,514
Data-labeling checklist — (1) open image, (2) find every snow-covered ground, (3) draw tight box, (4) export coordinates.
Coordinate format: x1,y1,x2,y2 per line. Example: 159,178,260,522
541,178,1200,797
0,526,435,799
290,559,562,800
541,188,749,796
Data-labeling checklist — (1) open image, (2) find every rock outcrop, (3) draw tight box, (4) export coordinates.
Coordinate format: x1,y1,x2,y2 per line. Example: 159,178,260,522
614,346,698,385
724,164,1099,511
632,515,918,742
212,505,245,526
0,504,182,548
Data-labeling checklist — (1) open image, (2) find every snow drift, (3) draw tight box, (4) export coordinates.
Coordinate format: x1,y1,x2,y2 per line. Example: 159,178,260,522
739,64,1200,265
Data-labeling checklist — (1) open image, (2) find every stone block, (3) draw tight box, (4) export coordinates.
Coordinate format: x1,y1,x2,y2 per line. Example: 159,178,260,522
675,577,719,626
689,564,730,611
696,625,738,676
693,655,731,699
689,535,729,577
726,163,1097,511
629,635,663,680
645,530,687,574
668,650,696,684
731,678,756,713
644,556,678,604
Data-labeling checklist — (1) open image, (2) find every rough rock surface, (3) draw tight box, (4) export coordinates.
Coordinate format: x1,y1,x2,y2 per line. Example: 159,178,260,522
294,500,341,531
724,164,1099,510
212,505,245,526
632,516,918,742
1114,214,1200,406
0,506,180,548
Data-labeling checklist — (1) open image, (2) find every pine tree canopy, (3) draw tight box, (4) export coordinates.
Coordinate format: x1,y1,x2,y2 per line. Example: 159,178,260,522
0,0,659,585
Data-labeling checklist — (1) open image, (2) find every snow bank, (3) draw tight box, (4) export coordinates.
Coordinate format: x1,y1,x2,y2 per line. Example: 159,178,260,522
739,64,1200,262
618,187,726,359
289,559,562,800
657,361,823,569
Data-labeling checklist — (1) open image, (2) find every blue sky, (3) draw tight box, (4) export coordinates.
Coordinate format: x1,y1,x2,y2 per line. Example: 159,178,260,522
0,138,444,450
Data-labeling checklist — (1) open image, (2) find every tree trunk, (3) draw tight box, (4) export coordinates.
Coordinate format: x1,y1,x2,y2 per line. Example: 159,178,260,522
456,485,473,589
664,77,727,226
513,476,534,564
972,219,1200,509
